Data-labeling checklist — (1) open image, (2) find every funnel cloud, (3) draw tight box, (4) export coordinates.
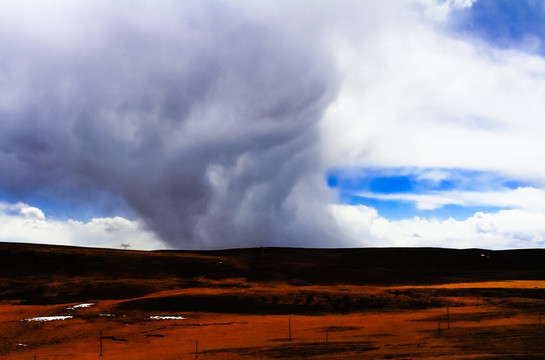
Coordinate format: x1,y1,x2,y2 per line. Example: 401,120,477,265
0,1,340,248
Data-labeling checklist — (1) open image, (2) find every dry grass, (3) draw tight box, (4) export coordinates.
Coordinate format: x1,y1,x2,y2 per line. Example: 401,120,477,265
2,280,545,359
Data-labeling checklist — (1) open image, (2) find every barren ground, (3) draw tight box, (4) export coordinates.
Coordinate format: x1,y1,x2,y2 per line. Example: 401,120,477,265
1,243,545,359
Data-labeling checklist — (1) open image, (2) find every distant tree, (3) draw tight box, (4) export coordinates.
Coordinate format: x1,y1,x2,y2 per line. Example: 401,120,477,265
120,243,131,250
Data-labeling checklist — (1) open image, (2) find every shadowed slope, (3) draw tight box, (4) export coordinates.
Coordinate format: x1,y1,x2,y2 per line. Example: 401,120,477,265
1,242,545,307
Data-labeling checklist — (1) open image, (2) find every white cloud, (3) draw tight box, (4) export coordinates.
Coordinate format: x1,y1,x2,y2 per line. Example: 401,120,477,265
19,206,45,221
415,169,451,184
69,217,141,233
0,202,166,250
327,204,381,246
356,187,545,211
319,1,545,249
420,0,476,22
321,1,545,183
329,204,545,249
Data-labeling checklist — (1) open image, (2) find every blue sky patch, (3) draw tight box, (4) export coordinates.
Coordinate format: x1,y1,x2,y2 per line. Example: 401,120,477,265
0,187,133,222
448,0,545,54
370,176,413,193
327,167,530,193
327,167,532,220
346,194,506,221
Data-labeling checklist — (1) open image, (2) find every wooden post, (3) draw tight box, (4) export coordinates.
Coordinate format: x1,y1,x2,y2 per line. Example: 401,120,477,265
289,318,292,341
195,340,198,359
326,329,328,346
100,331,103,357
447,306,450,329
437,319,441,338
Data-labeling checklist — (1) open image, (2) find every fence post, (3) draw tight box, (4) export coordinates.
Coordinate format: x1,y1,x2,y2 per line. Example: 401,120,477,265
195,340,198,359
326,329,328,346
100,331,103,357
447,306,450,329
289,318,291,341
437,319,441,338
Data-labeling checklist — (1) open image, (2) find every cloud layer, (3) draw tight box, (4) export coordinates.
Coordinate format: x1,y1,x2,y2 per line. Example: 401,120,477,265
330,204,545,249
2,1,545,249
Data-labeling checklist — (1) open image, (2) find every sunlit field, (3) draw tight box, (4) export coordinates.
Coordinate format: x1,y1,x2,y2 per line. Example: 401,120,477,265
2,244,545,359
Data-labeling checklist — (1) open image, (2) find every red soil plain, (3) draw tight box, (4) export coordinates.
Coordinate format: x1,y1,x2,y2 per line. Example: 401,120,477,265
1,243,545,359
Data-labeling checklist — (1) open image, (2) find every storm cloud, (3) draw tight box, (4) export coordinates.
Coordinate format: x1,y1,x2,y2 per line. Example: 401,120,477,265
0,1,340,248
6,1,545,251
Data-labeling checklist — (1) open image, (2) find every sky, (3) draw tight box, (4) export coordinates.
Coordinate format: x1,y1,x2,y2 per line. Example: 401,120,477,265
2,0,545,250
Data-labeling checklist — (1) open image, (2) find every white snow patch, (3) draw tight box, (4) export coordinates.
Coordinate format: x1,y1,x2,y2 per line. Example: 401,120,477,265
24,316,73,322
149,316,187,320
99,313,115,317
67,303,94,310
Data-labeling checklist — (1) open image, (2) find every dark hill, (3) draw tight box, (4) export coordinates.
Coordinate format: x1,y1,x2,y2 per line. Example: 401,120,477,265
0,242,544,305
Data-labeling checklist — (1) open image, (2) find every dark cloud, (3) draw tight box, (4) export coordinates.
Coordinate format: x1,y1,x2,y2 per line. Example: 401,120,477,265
0,1,341,248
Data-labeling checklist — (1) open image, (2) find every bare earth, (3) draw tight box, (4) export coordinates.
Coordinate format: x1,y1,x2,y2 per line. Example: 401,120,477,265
1,244,545,359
